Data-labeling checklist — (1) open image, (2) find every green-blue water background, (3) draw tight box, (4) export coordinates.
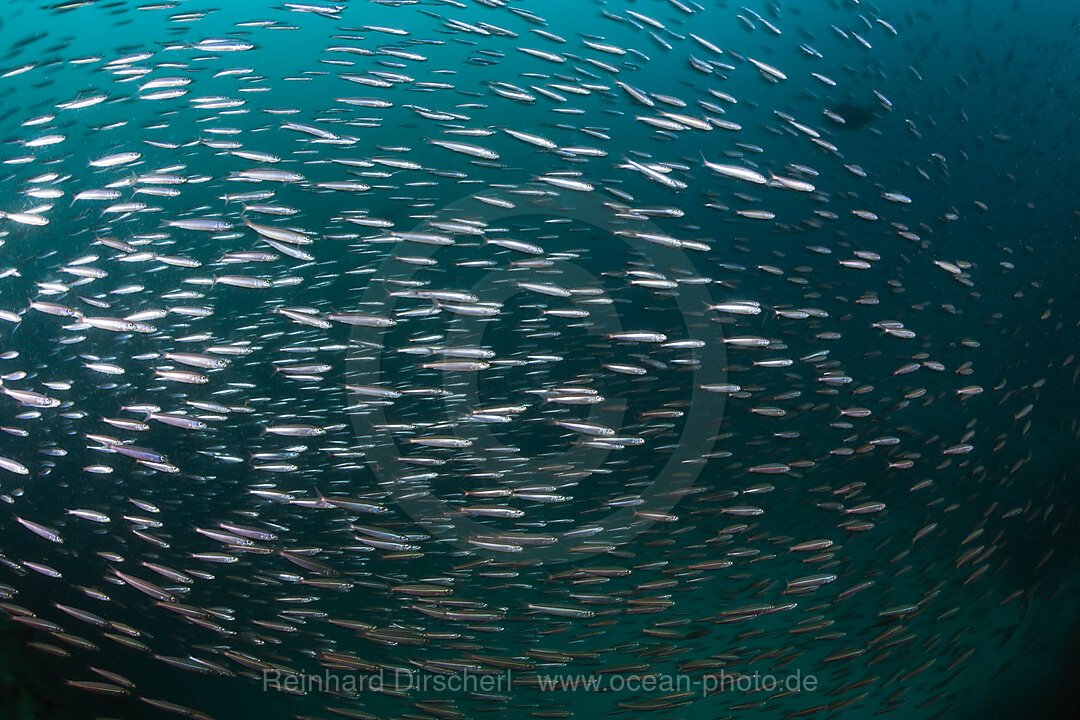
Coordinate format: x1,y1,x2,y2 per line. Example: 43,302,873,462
0,0,1078,719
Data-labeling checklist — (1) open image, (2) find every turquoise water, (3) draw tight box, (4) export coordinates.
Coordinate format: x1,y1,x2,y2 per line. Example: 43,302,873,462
0,1,1078,719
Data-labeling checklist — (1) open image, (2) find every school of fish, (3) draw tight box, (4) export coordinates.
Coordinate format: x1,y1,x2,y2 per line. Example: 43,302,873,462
0,0,1077,719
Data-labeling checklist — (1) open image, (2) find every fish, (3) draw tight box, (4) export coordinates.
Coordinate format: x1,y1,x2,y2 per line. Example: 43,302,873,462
0,2,1072,720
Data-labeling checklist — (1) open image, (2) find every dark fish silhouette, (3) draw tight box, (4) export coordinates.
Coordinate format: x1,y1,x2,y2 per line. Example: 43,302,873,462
826,101,878,130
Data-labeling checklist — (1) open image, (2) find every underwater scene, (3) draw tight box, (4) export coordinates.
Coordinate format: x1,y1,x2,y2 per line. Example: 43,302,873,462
0,0,1078,718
